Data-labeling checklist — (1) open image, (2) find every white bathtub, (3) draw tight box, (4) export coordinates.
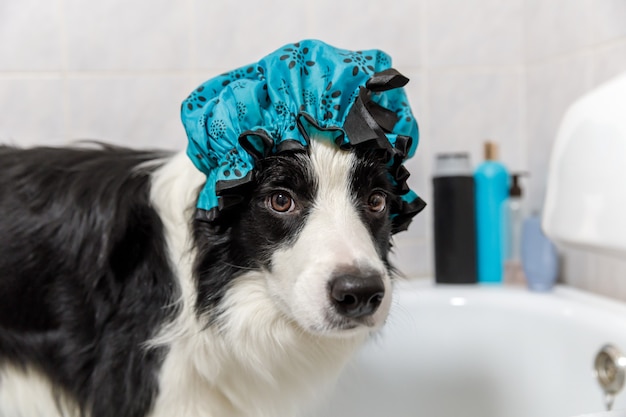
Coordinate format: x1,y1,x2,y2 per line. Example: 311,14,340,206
308,279,626,417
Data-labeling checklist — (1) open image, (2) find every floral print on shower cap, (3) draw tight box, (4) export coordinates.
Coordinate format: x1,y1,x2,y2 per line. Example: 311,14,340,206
181,39,426,233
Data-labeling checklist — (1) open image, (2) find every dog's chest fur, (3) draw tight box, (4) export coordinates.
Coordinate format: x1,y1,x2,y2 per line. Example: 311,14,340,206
0,140,395,417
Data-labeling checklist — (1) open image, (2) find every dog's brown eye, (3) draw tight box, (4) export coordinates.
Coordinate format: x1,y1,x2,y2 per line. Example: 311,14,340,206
268,192,295,213
367,192,387,213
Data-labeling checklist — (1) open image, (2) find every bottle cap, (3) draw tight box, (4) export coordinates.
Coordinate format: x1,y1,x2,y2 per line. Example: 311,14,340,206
434,152,472,177
509,172,528,197
484,141,498,160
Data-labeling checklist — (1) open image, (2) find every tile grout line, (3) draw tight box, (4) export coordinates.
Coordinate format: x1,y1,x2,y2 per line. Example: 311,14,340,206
56,0,71,142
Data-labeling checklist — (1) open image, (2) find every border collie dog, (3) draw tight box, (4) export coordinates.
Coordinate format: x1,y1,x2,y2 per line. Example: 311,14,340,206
0,40,423,417
0,140,411,417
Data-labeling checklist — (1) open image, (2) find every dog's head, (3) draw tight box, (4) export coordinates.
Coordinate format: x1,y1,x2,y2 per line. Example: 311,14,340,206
185,40,425,337
193,140,402,336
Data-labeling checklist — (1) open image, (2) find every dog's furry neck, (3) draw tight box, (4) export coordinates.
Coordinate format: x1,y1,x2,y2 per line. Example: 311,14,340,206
149,151,367,417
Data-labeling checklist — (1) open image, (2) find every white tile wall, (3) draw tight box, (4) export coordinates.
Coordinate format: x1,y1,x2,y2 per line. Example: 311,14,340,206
593,39,626,87
390,236,432,278
66,75,192,149
1,0,626,296
0,0,64,71
307,0,422,69
524,0,594,63
525,53,593,210
427,0,524,68
0,78,66,145
428,69,526,171
64,0,193,71
592,0,626,44
194,0,312,71
562,247,626,300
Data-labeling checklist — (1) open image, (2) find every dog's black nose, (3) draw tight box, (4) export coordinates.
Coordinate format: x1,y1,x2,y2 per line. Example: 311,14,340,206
329,272,385,319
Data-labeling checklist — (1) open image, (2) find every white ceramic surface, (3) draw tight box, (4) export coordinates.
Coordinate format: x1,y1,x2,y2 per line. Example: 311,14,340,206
307,279,626,417
543,72,626,257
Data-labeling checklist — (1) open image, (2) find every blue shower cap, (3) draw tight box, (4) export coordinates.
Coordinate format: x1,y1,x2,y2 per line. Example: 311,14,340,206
181,39,425,233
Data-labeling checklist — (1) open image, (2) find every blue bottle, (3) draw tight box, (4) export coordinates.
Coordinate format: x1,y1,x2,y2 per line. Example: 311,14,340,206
521,215,559,291
475,142,509,284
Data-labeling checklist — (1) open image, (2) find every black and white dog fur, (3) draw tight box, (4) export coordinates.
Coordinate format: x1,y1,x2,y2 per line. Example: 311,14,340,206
0,138,400,417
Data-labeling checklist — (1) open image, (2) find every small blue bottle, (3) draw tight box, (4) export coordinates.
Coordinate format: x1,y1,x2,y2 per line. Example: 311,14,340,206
475,142,509,284
521,215,559,291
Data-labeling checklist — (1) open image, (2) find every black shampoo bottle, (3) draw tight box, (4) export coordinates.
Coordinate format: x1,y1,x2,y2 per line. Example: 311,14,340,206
433,153,478,284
